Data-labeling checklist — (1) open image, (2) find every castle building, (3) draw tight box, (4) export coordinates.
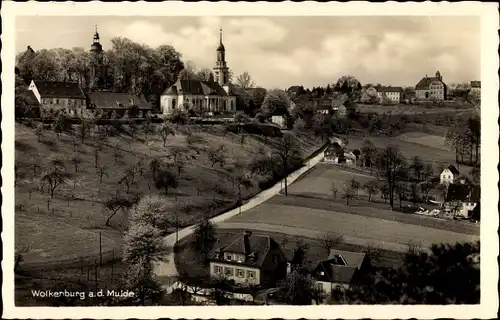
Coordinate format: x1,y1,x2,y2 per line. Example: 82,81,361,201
415,71,447,101
160,28,237,116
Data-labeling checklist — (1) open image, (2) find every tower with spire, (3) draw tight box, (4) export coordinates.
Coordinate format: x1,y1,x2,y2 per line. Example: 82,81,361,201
89,25,107,90
213,28,230,92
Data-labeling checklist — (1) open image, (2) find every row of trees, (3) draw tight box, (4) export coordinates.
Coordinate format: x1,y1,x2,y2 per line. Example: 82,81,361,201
445,114,481,166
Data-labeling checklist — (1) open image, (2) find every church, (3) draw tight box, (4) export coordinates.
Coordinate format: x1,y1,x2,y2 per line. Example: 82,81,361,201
160,29,237,116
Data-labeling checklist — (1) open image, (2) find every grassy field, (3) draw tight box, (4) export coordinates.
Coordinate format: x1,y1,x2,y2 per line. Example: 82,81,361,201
356,103,475,115
226,200,479,252
15,121,324,270
288,164,377,197
346,133,468,169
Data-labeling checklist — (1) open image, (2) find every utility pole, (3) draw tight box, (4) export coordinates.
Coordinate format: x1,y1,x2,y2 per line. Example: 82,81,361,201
99,231,102,267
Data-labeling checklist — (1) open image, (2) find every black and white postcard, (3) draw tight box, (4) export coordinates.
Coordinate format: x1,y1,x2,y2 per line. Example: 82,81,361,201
2,1,498,319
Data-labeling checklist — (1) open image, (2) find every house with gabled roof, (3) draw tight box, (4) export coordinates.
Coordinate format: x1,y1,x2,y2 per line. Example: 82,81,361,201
415,71,447,101
445,184,480,218
208,231,288,288
28,80,87,115
160,29,237,116
313,249,366,296
440,164,460,184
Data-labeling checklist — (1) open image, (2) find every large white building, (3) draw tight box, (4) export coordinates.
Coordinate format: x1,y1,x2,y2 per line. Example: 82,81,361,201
415,71,447,101
160,29,237,116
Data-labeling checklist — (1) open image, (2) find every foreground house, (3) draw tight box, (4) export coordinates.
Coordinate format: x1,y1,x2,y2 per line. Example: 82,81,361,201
160,29,237,116
87,92,153,119
28,80,87,115
445,184,480,218
415,71,447,101
313,249,366,296
208,231,288,288
440,165,460,184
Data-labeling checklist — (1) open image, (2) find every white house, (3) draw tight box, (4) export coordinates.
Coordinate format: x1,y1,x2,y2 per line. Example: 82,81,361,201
377,86,404,104
440,165,460,184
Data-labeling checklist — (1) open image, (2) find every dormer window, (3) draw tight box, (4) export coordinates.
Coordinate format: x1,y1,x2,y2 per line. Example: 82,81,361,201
224,253,232,261
319,271,325,276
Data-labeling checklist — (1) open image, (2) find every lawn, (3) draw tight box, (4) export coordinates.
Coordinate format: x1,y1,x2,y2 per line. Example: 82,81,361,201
226,201,479,252
395,132,449,151
14,121,324,269
287,164,377,197
346,134,465,168
356,104,475,115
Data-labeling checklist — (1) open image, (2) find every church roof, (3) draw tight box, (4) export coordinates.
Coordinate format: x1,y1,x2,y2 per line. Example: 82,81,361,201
161,80,230,97
415,76,445,90
33,80,86,99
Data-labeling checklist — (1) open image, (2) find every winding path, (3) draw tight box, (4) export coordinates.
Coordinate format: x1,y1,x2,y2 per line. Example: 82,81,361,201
154,145,328,288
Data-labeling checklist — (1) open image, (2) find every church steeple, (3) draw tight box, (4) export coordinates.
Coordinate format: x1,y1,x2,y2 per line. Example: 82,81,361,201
217,28,225,52
93,25,100,43
213,27,230,89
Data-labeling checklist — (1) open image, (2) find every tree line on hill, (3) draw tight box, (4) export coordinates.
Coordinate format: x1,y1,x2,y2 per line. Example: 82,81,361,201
15,38,265,111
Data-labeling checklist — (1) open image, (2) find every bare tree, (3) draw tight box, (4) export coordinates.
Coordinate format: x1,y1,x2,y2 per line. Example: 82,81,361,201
363,180,378,202
97,165,108,183
41,167,65,198
35,124,44,142
341,182,355,205
349,179,361,196
375,146,407,210
236,71,255,89
71,155,82,173
159,123,175,147
321,232,344,255
155,166,178,195
93,146,102,168
104,195,133,226
170,146,187,178
274,132,302,196
119,167,136,194
207,145,227,168
331,182,339,200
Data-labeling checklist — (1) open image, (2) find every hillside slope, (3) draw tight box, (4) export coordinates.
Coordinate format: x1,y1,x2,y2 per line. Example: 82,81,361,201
14,121,324,269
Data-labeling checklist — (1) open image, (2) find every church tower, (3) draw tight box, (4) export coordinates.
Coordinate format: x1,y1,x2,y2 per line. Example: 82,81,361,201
213,28,230,91
89,25,107,90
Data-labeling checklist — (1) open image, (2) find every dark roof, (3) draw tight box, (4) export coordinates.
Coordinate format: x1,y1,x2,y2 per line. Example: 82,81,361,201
470,81,481,88
33,80,86,99
314,249,365,284
447,164,460,175
208,232,277,268
287,86,304,95
162,80,229,97
415,76,445,90
446,184,471,202
470,185,480,202
17,89,40,106
378,86,404,93
87,92,152,110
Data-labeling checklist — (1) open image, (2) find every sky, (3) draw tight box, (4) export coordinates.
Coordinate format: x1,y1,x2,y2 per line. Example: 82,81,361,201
16,16,481,89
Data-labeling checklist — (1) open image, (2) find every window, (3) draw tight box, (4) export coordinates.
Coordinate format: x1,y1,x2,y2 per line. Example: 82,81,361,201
246,270,255,279
214,265,222,274
236,269,244,278
317,283,323,290
224,267,234,276
225,253,233,261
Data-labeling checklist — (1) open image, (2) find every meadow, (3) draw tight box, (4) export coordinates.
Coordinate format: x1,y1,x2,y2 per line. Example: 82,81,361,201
14,121,324,270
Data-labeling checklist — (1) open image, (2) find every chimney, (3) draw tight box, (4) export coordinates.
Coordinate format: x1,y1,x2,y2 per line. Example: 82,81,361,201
243,231,252,255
